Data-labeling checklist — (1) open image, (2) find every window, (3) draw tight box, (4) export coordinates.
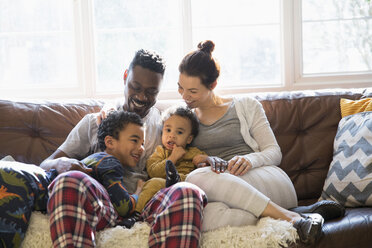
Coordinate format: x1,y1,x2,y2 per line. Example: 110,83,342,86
93,0,282,94
191,0,281,89
0,0,371,99
293,0,372,86
301,0,371,74
0,0,79,96
93,0,182,94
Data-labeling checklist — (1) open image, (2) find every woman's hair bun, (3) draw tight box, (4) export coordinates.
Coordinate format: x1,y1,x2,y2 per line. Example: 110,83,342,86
197,40,215,55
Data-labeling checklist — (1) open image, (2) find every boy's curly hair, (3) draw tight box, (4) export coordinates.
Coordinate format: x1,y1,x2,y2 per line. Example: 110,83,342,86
98,111,143,151
129,49,166,75
162,106,200,138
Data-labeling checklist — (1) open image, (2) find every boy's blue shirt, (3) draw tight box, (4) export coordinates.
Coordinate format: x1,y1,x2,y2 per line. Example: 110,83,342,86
81,152,138,217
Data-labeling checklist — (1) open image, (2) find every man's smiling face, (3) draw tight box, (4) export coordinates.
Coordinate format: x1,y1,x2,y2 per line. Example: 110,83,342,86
123,65,163,118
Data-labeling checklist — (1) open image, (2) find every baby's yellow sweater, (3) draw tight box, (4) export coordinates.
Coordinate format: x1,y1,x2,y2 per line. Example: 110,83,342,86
146,145,206,181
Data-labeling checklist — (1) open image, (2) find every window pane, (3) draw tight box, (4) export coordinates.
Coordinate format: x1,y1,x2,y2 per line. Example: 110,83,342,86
193,26,281,87
191,0,281,87
302,0,370,20
93,0,182,93
192,0,279,26
302,0,372,74
0,0,77,88
94,1,177,29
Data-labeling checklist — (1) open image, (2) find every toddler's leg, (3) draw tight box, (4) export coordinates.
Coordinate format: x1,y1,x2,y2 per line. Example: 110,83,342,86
135,178,165,213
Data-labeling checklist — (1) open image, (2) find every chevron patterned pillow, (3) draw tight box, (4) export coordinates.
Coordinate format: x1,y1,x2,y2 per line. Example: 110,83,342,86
320,111,372,207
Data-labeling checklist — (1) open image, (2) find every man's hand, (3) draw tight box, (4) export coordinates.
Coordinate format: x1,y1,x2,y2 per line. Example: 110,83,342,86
40,149,92,175
135,179,145,195
43,157,93,175
227,155,252,176
96,107,115,125
168,145,186,164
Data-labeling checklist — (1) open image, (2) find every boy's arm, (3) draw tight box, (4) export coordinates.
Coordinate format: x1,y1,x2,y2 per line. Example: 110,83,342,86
98,156,139,217
146,146,168,179
40,114,96,174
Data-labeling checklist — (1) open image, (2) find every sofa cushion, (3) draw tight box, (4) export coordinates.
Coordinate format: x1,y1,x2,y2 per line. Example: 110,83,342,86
340,98,372,118
320,111,372,207
0,99,103,165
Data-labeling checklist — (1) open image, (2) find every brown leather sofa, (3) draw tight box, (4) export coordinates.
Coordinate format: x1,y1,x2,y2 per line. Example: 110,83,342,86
1,88,371,248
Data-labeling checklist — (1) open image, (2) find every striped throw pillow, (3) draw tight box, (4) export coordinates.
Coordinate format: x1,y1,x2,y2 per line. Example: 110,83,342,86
320,112,372,207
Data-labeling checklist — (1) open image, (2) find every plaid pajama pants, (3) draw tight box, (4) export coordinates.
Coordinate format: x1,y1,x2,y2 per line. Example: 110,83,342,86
48,172,207,248
142,182,208,248
47,171,118,248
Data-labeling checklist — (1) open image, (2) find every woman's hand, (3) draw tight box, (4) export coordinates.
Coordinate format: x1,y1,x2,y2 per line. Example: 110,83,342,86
227,156,252,176
198,156,227,174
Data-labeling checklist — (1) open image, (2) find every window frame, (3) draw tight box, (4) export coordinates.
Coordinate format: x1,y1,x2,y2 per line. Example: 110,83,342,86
291,0,372,91
0,0,371,100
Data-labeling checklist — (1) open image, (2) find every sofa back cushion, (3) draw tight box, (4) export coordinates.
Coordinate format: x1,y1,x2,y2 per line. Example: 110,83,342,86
0,99,103,165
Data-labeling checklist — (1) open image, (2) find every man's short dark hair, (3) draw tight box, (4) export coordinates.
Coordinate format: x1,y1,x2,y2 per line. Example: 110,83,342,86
98,111,143,151
162,106,200,138
129,49,166,75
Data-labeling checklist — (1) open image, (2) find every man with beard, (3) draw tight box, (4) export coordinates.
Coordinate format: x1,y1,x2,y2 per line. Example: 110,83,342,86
40,49,207,248
41,50,164,194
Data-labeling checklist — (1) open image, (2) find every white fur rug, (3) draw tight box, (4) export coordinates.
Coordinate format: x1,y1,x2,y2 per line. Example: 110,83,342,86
21,211,298,248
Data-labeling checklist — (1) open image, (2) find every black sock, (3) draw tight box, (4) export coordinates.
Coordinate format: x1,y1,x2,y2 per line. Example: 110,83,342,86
166,160,180,187
118,211,142,229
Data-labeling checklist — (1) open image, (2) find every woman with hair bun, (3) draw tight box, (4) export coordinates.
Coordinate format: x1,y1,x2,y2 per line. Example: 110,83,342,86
178,40,344,245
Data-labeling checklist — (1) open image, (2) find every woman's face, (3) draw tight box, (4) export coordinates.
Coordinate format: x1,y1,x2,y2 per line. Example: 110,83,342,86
178,73,211,109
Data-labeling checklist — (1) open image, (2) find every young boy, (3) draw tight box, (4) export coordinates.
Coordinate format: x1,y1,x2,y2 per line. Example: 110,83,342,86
81,110,145,218
0,110,145,247
133,106,208,215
